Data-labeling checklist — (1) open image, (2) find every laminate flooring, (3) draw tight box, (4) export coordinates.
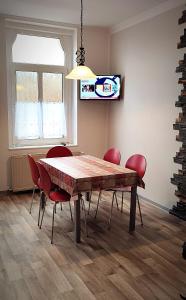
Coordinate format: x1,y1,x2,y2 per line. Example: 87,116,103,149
0,191,185,300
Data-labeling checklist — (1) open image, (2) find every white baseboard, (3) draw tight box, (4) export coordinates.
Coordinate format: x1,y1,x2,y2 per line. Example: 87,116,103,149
139,194,169,212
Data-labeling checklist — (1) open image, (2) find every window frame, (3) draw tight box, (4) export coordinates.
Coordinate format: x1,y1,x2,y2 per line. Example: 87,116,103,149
13,63,68,147
4,20,77,149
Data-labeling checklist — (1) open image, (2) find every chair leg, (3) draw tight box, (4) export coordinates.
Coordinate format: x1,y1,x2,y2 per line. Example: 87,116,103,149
39,197,47,229
87,191,92,215
60,202,63,211
137,194,143,226
81,198,88,237
81,198,84,210
51,203,56,244
38,191,43,226
115,193,119,210
30,187,36,214
121,192,124,213
69,201,73,222
108,191,116,229
94,190,102,219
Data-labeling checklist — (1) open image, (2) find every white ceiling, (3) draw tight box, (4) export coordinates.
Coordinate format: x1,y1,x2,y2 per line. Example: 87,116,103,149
0,0,184,27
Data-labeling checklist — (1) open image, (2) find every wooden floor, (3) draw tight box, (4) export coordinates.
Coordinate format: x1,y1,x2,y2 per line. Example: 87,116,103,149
0,191,185,300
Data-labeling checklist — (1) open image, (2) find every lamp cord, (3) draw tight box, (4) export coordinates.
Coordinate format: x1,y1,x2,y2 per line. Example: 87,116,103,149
80,0,83,49
76,0,85,65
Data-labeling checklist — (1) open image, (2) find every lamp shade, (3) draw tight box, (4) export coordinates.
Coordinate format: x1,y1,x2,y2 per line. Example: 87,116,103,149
65,65,96,80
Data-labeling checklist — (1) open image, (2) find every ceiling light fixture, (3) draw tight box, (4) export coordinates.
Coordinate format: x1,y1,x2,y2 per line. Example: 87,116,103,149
65,0,96,80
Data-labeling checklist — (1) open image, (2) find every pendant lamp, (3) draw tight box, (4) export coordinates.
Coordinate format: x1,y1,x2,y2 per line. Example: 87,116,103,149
66,0,96,80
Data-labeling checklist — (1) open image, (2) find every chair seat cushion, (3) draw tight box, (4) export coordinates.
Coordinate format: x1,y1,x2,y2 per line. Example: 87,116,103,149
49,190,71,202
37,179,57,191
109,186,131,192
51,182,58,190
108,179,145,191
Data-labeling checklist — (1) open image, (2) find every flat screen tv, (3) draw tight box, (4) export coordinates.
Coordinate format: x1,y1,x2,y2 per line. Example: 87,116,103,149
80,75,121,100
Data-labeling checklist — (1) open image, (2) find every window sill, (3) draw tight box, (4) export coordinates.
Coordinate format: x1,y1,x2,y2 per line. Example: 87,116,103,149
9,144,78,150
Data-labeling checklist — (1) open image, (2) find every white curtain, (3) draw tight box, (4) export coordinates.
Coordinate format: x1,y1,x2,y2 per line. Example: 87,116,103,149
42,102,66,138
15,101,66,140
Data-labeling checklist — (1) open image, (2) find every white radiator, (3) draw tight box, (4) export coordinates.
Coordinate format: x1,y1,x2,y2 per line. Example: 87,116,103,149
11,151,83,192
11,153,45,192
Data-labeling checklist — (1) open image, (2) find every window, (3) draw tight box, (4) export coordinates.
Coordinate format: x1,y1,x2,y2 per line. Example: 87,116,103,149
12,35,65,66
15,71,66,145
6,27,76,148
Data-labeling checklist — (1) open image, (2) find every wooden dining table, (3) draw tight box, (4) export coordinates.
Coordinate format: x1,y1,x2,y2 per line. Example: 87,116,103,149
40,155,138,243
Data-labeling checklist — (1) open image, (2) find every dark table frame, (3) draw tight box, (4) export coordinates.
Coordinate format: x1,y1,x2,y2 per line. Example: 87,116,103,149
75,186,137,243
41,156,138,243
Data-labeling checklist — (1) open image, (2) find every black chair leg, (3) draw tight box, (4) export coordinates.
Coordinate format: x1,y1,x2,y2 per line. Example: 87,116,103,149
60,202,63,211
87,191,92,215
51,203,56,244
137,194,143,226
81,198,88,237
95,190,102,219
108,191,116,229
115,193,119,210
69,201,73,222
38,191,43,226
30,187,36,214
121,192,124,213
39,199,46,229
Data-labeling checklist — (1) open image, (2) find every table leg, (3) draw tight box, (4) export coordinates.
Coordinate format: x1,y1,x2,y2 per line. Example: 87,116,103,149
129,185,137,233
74,193,81,243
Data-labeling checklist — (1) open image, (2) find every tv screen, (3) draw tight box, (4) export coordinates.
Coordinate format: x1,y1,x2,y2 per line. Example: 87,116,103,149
80,75,121,100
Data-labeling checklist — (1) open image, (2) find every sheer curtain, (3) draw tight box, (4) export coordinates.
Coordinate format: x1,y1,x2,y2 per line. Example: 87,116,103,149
15,102,40,139
14,71,66,142
15,102,66,140
42,102,66,138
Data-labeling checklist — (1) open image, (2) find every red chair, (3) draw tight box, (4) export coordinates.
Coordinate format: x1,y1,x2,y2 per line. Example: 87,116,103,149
27,155,42,224
103,147,121,165
89,147,121,217
46,145,73,211
46,146,72,158
37,162,87,244
108,154,147,228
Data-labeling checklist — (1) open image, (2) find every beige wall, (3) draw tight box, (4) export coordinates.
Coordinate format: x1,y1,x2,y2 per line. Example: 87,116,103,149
78,26,110,157
0,21,110,191
0,7,183,210
108,6,184,209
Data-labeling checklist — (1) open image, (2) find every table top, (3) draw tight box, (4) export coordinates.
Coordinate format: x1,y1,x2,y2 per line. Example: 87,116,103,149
40,155,138,195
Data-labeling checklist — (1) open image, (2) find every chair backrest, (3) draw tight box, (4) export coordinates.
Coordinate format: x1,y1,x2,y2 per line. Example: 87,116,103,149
125,154,146,179
27,154,40,186
103,147,121,165
46,146,73,158
37,162,52,195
